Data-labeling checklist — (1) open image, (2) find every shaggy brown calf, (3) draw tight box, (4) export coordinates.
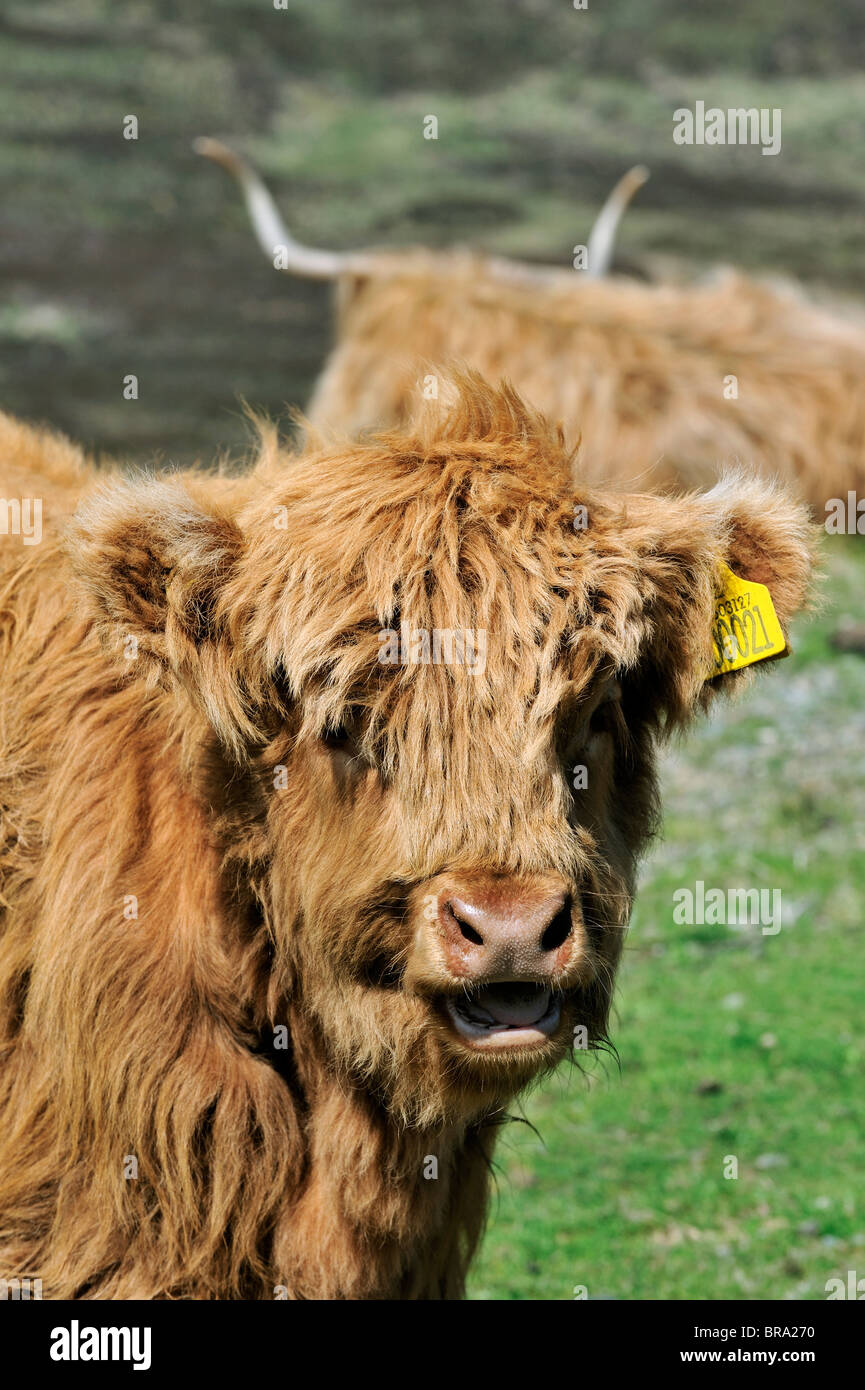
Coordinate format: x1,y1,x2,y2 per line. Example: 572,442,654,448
199,137,865,508
0,378,813,1299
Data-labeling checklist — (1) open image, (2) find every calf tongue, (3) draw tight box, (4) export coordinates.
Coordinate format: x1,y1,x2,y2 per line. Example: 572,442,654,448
472,985,552,1028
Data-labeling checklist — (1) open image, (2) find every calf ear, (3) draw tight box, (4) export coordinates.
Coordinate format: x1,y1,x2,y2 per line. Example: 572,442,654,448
700,473,815,626
69,478,255,750
615,472,817,726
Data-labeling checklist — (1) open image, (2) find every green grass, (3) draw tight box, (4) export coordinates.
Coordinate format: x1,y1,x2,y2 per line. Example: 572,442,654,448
469,541,865,1299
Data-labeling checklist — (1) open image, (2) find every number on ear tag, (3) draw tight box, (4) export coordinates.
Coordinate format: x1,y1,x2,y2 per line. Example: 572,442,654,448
710,563,787,676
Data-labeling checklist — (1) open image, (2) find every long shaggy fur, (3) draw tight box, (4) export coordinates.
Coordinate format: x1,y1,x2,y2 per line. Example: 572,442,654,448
307,254,865,508
0,377,815,1298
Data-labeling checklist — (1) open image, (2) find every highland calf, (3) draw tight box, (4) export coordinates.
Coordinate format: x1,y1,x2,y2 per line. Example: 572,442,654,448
0,378,813,1298
199,137,865,509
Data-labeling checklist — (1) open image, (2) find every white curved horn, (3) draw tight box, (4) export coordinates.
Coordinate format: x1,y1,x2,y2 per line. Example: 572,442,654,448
193,137,348,281
585,164,649,279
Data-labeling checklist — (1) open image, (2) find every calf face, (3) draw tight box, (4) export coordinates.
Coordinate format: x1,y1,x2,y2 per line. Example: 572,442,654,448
71,377,814,1129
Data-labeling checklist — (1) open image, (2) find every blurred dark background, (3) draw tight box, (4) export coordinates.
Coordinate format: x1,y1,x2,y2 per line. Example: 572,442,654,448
2,0,865,465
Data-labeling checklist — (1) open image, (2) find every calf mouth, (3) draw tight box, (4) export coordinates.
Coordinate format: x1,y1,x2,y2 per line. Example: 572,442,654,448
442,983,562,1051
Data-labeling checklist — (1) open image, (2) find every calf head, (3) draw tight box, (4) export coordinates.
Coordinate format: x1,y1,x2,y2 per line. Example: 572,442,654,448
71,377,814,1128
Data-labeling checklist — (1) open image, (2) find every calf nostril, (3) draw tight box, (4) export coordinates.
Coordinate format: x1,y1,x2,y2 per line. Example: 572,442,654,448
446,902,484,946
540,901,572,952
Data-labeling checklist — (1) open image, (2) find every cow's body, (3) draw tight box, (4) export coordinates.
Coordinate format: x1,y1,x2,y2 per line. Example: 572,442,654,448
308,259,865,506
195,138,865,509
0,385,814,1298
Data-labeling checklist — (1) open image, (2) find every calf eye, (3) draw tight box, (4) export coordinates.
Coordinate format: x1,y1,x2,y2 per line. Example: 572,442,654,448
321,723,355,753
320,708,364,757
583,679,623,745
588,696,620,736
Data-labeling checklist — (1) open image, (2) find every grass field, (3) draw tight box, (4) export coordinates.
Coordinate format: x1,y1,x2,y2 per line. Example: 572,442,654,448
1,0,863,1300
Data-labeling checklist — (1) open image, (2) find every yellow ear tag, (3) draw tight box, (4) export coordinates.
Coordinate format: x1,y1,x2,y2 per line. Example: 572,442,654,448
710,562,787,677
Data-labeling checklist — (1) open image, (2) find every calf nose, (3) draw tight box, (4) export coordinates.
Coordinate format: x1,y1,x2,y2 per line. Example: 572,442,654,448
437,879,574,981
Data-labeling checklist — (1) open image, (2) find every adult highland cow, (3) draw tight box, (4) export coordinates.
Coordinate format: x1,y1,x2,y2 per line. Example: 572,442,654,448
197,136,865,507
0,376,813,1298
